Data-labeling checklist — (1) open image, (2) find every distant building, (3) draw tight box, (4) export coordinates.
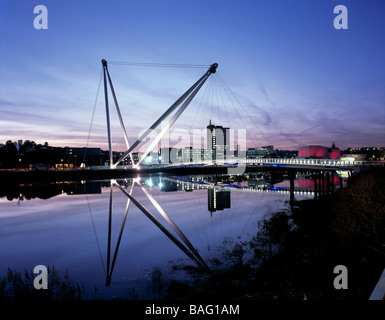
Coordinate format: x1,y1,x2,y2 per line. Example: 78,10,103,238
246,148,266,159
160,147,178,164
64,147,101,167
339,154,365,165
261,145,274,155
207,121,230,160
14,140,23,152
341,154,366,161
182,147,206,163
141,151,159,165
182,147,193,163
246,146,273,159
297,143,340,159
274,149,298,158
342,147,385,161
131,152,140,165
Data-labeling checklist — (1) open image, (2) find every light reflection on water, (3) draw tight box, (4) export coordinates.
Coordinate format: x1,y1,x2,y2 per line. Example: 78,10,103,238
0,174,312,299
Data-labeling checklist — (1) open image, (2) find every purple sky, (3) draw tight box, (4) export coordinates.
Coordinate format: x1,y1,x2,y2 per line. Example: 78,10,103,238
1,0,384,151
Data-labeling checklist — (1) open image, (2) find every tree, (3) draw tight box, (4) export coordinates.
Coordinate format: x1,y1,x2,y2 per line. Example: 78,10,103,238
5,141,17,155
23,140,36,151
0,141,18,168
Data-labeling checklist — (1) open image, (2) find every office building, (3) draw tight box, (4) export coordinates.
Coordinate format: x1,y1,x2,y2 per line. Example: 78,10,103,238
207,121,230,160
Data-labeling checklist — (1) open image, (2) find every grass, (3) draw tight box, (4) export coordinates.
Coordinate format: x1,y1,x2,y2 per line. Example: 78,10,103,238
0,265,86,301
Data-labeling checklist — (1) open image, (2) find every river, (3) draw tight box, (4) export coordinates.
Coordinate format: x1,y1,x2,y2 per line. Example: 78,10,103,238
0,171,324,299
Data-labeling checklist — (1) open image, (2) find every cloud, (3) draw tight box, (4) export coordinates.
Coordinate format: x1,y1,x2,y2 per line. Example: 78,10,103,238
247,104,272,126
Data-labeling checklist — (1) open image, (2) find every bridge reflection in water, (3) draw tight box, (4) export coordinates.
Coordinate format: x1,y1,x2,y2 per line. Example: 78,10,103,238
99,170,345,286
104,178,210,287
0,171,345,288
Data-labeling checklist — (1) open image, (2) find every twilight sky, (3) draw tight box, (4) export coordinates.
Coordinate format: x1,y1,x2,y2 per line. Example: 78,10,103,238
1,0,384,152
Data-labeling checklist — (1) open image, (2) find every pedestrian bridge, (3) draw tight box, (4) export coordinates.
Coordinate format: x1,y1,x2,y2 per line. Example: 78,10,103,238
98,60,384,173
122,157,380,172
97,157,384,174
174,157,383,168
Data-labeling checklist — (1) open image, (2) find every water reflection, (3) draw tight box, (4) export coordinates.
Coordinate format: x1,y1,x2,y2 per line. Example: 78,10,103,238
104,178,209,287
0,180,102,201
0,171,334,298
208,189,231,215
96,172,320,286
1,171,341,203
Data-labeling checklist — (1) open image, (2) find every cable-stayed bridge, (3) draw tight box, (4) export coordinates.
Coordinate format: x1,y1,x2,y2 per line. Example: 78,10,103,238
98,59,383,174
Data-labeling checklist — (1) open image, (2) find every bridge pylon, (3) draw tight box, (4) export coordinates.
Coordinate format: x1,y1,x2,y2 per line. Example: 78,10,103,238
101,59,218,169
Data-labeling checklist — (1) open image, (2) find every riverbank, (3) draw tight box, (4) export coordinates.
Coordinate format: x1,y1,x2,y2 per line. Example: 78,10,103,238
0,166,228,183
0,164,348,184
0,165,270,183
159,167,385,300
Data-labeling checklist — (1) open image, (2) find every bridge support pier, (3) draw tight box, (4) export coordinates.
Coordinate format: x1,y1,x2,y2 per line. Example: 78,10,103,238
313,173,318,199
321,172,326,194
312,170,341,198
289,169,295,205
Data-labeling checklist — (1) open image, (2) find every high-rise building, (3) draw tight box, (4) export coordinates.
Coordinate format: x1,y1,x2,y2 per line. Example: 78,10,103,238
207,121,230,160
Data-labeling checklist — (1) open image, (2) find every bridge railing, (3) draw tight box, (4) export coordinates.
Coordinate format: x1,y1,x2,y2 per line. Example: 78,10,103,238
90,158,384,170
194,158,384,167
197,158,347,167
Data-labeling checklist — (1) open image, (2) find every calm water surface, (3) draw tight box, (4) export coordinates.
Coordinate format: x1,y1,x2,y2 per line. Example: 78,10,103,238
0,173,313,299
